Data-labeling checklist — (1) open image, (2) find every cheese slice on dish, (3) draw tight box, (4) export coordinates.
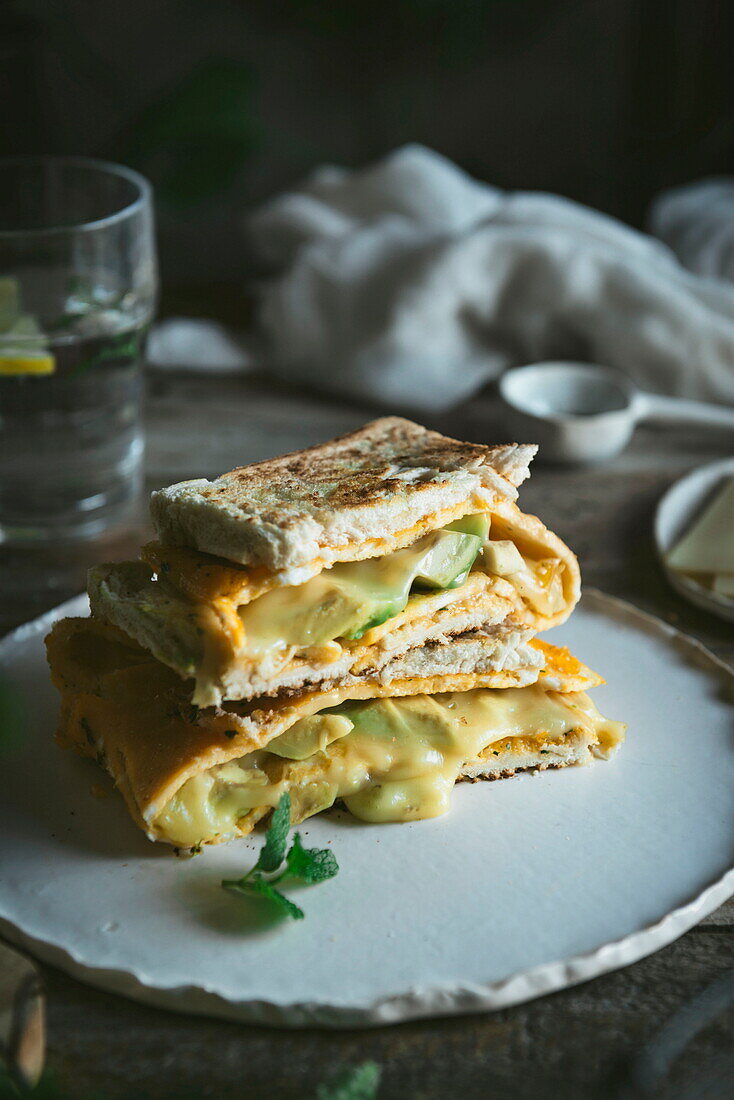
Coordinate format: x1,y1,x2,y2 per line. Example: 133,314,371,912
712,573,734,597
666,477,734,577
46,617,624,849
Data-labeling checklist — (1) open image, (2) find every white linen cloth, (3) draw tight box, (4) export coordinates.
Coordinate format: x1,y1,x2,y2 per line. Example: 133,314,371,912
245,145,734,410
649,178,734,283
146,318,251,373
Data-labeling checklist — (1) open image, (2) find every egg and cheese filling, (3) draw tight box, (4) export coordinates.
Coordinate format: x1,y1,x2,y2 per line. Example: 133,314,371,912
88,512,570,708
155,685,624,846
232,515,566,658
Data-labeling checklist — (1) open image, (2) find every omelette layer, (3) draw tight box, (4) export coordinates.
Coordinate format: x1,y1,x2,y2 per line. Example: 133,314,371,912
45,618,622,849
157,688,625,847
88,498,580,706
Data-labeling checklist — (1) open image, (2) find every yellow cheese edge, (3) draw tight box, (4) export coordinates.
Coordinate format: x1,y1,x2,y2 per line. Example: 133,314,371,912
144,492,495,605
153,688,626,845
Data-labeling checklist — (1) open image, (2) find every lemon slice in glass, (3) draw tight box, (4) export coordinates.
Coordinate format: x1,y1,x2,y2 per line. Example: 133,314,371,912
0,300,55,374
0,351,56,375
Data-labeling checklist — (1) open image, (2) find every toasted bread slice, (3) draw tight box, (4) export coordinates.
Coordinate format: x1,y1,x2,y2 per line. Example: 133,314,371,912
150,417,537,575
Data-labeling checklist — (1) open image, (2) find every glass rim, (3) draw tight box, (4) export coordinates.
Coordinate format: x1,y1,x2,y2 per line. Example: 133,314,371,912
0,155,153,239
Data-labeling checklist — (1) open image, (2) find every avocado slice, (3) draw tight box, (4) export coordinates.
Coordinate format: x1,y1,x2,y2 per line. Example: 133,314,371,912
446,513,491,541
344,529,484,635
267,714,354,759
253,519,489,649
340,591,407,640
412,530,482,590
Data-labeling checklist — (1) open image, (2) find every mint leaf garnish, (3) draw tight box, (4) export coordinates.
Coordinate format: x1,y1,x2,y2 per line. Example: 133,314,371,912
285,833,339,884
315,1062,381,1100
222,792,338,921
223,873,304,921
255,791,291,872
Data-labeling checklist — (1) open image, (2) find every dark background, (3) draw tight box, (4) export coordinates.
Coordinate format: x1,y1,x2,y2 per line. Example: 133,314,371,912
2,7,734,1097
3,0,734,279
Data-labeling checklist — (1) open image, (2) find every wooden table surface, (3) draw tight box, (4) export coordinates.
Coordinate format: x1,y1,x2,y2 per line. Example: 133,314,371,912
1,367,733,1100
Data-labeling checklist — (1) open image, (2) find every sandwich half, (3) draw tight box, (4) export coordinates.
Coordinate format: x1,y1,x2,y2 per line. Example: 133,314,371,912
88,417,581,705
46,617,624,849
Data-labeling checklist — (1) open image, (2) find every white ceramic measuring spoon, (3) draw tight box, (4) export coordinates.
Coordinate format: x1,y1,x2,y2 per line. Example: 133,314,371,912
498,361,734,465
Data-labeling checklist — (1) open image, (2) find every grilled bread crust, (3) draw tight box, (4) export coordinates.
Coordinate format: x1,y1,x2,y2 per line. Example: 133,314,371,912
150,417,537,573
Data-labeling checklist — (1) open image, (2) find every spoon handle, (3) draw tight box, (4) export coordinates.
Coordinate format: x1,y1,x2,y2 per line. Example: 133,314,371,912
637,392,734,433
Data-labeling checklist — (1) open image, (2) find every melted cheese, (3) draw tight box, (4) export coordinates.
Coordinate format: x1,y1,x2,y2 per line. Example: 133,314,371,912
156,686,624,845
156,754,284,846
354,573,494,649
236,526,483,657
133,512,571,706
232,522,562,660
504,557,566,618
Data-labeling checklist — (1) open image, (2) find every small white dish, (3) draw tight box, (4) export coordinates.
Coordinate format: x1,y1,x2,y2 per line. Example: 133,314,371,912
1,591,734,1026
498,362,734,465
655,456,734,624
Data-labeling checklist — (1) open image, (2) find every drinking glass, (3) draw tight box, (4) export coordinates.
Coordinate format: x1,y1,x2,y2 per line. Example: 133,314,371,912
0,157,157,543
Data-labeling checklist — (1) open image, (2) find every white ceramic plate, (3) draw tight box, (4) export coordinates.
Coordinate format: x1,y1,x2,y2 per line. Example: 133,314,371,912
655,456,734,624
1,591,733,1028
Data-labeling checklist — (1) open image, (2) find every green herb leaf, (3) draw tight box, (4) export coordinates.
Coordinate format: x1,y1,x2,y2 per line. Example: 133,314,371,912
70,328,145,376
284,833,339,884
316,1061,381,1100
223,873,304,921
221,792,338,922
256,792,292,873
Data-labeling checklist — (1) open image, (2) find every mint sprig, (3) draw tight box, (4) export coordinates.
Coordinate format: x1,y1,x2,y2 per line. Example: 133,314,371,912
256,789,291,873
222,793,338,920
226,873,306,921
285,833,339,883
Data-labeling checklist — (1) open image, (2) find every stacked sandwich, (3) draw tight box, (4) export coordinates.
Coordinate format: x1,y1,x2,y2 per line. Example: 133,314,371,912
46,418,624,849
